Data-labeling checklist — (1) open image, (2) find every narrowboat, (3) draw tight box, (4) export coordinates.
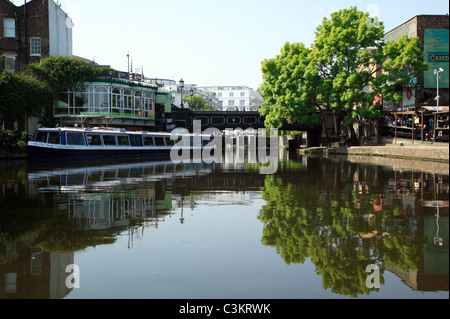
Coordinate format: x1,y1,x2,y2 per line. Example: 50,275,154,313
26,127,213,162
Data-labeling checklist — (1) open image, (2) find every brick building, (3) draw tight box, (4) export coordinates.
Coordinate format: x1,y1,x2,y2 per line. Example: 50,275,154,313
383,15,449,111
0,0,72,70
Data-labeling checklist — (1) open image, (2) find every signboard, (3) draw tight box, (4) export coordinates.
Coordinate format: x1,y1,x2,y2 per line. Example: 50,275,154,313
402,87,415,110
424,29,449,89
383,87,415,112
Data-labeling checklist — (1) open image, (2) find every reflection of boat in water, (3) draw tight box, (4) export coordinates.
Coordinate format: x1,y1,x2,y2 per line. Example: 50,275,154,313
28,160,213,193
26,127,213,162
28,161,213,230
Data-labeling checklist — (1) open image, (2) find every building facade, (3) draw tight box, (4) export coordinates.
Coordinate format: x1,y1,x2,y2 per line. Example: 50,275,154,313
196,86,264,111
383,15,449,112
0,0,72,70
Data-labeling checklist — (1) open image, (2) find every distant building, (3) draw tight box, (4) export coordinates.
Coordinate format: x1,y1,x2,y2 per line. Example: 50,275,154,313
383,15,449,112
196,86,263,111
0,0,73,70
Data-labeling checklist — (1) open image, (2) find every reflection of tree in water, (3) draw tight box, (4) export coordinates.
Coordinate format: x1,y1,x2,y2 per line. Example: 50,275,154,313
258,162,428,297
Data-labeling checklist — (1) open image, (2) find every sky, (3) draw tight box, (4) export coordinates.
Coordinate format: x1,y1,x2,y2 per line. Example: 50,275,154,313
11,0,450,90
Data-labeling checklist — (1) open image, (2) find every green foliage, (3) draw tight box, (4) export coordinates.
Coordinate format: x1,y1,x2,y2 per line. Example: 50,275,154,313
0,70,53,129
259,6,428,139
259,42,320,128
183,94,216,111
1,56,117,130
28,56,117,95
0,129,29,148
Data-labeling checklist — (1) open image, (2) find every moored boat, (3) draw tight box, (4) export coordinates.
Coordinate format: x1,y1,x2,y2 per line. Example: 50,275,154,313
26,127,212,162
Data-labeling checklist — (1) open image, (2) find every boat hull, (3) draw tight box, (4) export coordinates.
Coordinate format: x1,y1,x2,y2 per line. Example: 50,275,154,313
26,144,174,162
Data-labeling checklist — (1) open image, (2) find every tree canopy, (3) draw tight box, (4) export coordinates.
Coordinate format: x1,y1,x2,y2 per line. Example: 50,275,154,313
259,7,428,145
1,56,117,130
183,94,216,111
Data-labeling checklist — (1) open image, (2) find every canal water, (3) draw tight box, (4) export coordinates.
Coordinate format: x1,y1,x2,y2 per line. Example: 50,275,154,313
0,151,448,299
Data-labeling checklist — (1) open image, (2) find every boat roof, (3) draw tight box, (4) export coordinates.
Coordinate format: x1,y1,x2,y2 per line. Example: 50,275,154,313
36,127,210,136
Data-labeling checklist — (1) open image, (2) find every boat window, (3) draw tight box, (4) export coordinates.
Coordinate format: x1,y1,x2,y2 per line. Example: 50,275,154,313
165,136,180,146
35,131,48,143
48,132,61,145
143,136,154,146
67,132,86,146
154,137,165,146
102,134,117,146
129,135,143,146
117,135,130,146
87,134,102,146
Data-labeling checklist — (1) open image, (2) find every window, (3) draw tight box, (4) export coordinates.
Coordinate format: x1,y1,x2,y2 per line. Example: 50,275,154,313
87,134,102,146
117,135,130,146
48,132,61,144
4,55,15,72
129,135,143,146
154,137,165,146
67,132,86,146
3,19,15,37
102,135,117,146
166,137,180,146
5,273,17,294
240,100,245,106
143,136,154,146
240,92,245,97
229,100,234,106
218,93,222,97
35,131,48,143
30,37,41,56
229,92,234,97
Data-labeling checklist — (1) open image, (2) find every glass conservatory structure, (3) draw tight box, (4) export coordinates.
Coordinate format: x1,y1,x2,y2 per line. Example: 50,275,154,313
54,79,161,120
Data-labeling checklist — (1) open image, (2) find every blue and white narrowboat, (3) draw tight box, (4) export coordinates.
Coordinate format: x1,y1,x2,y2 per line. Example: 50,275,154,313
26,127,212,162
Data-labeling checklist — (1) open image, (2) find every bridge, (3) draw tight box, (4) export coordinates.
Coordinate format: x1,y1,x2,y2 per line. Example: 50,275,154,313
170,109,323,147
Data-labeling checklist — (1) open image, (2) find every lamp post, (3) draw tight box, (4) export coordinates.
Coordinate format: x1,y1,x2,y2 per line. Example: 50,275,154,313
190,87,194,109
127,52,130,79
434,68,444,142
179,79,184,108
434,67,443,113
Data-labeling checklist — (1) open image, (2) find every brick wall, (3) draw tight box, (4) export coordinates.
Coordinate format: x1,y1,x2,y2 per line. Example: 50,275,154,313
0,0,19,59
0,0,50,65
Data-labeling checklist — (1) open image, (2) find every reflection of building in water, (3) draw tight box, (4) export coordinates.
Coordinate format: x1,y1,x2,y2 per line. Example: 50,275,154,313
175,191,262,208
375,169,449,292
0,242,73,299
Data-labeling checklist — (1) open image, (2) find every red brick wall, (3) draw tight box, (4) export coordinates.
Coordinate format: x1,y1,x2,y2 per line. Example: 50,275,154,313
0,0,50,65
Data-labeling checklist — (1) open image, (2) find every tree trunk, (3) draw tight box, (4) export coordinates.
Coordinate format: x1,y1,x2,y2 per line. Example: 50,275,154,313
319,109,330,147
348,123,359,146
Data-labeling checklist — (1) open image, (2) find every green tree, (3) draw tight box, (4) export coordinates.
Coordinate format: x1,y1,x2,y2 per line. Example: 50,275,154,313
0,71,53,129
259,42,320,129
259,7,427,145
28,56,116,96
183,94,216,111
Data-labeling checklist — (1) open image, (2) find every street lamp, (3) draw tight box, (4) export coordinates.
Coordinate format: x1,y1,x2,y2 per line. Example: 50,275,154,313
434,67,444,113
434,68,444,142
179,79,184,108
190,87,195,109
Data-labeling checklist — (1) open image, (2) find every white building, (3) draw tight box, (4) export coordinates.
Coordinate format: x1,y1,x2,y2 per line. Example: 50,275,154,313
196,86,263,111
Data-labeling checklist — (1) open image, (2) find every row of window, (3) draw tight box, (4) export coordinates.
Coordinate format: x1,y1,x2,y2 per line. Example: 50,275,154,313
35,131,179,147
219,100,247,106
217,92,246,98
3,19,41,56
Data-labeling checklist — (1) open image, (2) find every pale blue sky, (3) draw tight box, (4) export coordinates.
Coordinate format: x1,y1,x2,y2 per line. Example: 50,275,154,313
12,0,450,89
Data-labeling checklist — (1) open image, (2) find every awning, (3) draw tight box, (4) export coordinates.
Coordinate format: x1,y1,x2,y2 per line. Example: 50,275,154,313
420,106,449,113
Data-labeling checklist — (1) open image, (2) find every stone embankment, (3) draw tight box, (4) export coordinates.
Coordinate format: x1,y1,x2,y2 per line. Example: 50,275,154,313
300,142,449,174
325,144,449,162
300,143,449,163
